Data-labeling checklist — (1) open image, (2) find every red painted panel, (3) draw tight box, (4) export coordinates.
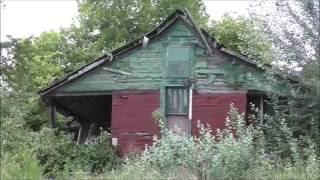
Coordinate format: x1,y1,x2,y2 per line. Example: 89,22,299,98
111,90,160,156
192,92,247,136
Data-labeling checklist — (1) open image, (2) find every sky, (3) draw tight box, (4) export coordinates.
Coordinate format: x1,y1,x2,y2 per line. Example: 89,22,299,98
0,0,250,41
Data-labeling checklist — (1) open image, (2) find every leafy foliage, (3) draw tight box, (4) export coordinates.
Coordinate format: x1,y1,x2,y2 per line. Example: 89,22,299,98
0,149,43,180
249,0,320,145
0,1,209,178
31,128,119,177
76,0,208,54
74,132,119,174
105,105,319,180
209,15,274,63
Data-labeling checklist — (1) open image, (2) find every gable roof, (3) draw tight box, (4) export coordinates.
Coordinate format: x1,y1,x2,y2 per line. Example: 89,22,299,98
38,9,299,96
38,9,212,96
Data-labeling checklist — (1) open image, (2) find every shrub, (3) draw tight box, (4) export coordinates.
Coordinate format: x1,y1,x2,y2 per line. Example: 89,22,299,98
31,128,77,177
75,131,120,174
140,104,257,179
138,104,320,179
32,128,119,177
0,149,43,180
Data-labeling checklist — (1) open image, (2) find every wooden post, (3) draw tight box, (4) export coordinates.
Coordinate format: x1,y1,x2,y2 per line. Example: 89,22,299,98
260,96,264,123
49,105,57,128
77,121,90,144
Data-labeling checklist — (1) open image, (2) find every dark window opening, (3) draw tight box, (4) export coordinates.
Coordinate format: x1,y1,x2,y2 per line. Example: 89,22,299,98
246,94,266,125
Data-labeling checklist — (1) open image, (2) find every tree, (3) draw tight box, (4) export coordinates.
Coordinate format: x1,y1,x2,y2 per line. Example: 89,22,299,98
209,15,274,64
250,0,320,140
1,32,68,130
250,0,319,70
1,0,209,131
76,0,208,54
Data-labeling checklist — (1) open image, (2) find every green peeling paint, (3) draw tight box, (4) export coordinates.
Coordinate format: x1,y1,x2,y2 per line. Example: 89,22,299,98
56,18,293,98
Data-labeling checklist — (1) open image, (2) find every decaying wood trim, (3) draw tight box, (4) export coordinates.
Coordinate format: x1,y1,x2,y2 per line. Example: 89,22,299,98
68,59,106,80
220,47,300,83
77,121,90,144
184,8,213,55
39,59,107,96
77,122,101,144
88,123,100,137
102,67,132,75
260,95,264,123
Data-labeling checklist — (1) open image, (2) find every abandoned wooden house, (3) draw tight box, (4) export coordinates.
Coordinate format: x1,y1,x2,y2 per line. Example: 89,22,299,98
38,9,296,155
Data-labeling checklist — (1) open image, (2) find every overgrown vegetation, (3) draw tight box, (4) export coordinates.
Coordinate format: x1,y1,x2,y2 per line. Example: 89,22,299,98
1,99,319,179
117,105,319,180
0,94,119,178
209,15,275,63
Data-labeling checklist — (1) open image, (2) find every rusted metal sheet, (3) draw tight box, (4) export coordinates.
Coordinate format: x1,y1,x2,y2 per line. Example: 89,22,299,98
111,90,160,156
191,92,247,136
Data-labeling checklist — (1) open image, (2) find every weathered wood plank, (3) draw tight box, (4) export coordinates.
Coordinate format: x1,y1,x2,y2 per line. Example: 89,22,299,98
54,17,292,97
49,105,56,128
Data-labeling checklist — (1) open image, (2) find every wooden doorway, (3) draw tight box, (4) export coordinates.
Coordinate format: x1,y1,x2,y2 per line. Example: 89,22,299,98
165,87,191,135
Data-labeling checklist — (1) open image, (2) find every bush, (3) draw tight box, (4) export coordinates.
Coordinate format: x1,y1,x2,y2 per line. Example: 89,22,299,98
0,149,43,180
32,128,119,177
137,104,320,179
75,131,120,174
140,104,258,179
32,128,77,177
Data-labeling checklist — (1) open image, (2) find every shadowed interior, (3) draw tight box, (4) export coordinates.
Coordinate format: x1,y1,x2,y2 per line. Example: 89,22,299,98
54,95,112,130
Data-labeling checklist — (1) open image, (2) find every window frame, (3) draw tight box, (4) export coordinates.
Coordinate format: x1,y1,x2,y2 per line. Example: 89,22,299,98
166,46,191,78
165,86,190,116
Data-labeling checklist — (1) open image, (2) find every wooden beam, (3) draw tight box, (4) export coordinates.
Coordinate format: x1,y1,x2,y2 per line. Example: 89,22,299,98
53,91,112,97
77,121,90,144
260,95,264,123
49,105,57,128
184,8,213,55
55,101,91,124
102,67,132,75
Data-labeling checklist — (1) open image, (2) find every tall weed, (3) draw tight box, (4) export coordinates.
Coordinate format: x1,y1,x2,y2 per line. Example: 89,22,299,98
138,104,320,179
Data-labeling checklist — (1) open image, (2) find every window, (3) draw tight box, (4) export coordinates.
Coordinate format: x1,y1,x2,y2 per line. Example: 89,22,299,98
166,87,189,115
166,47,191,78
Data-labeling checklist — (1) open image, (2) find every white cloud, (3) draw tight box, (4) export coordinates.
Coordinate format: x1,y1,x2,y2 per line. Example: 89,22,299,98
1,0,78,41
204,0,249,20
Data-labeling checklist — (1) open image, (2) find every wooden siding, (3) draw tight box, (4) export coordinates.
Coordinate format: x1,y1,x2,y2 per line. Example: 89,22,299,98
56,19,200,94
54,17,292,96
191,92,247,136
111,90,160,156
40,11,299,156
53,17,293,128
